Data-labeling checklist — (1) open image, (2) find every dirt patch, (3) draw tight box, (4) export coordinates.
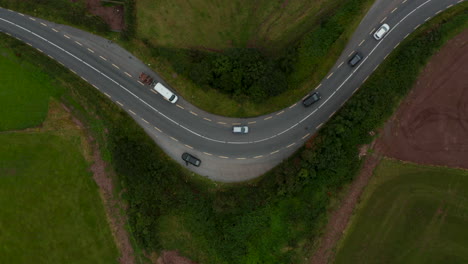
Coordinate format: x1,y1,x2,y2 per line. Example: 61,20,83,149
156,251,198,264
310,153,382,264
374,29,468,168
85,0,125,31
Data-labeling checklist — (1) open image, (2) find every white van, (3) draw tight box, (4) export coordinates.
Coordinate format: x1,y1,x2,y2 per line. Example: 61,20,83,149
154,83,178,104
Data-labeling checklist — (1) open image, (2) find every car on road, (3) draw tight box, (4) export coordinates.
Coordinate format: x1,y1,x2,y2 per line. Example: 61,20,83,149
373,23,390,40
348,52,363,67
154,83,178,104
302,92,321,107
181,152,201,167
232,125,249,134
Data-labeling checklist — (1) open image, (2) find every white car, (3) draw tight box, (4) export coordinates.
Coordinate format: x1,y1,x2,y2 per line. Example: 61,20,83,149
373,24,390,40
232,125,249,134
154,83,178,103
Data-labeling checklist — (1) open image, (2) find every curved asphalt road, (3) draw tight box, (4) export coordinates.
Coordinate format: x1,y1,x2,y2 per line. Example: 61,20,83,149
0,0,465,181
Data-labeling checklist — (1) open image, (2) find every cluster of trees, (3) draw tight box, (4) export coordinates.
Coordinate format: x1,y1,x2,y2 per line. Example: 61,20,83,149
156,47,294,101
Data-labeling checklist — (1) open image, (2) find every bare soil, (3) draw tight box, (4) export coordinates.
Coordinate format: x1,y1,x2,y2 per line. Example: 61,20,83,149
374,29,468,168
310,29,468,264
85,0,125,31
156,251,198,264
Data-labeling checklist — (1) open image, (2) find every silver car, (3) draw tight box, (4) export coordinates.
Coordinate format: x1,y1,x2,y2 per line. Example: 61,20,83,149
374,24,390,40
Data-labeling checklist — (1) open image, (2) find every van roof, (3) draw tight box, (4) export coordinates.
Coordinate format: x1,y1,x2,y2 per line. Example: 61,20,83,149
154,83,178,103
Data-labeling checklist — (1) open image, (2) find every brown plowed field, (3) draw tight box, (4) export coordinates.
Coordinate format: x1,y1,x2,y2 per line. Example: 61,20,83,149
375,29,468,168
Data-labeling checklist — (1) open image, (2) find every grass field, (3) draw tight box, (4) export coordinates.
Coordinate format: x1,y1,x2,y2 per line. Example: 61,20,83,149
0,103,119,264
136,0,342,53
334,159,468,264
0,49,62,131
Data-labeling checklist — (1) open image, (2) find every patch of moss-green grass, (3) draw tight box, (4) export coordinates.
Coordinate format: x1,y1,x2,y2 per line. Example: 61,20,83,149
334,159,468,264
0,50,62,131
0,132,119,264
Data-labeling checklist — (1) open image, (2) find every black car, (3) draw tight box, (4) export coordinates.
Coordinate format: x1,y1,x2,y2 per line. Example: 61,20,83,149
181,152,201,167
302,92,321,107
348,52,363,67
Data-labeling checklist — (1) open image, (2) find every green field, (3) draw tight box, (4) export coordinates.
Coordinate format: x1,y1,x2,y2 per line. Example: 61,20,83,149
137,0,344,52
0,128,119,263
334,159,468,264
0,50,62,131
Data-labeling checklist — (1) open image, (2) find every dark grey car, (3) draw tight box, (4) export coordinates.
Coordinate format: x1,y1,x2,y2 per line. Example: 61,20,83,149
348,52,363,67
182,152,201,167
302,92,321,107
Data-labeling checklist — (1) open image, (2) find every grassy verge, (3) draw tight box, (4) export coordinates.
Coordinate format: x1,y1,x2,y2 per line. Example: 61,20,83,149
0,101,119,264
0,48,63,131
334,159,468,263
0,2,466,264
